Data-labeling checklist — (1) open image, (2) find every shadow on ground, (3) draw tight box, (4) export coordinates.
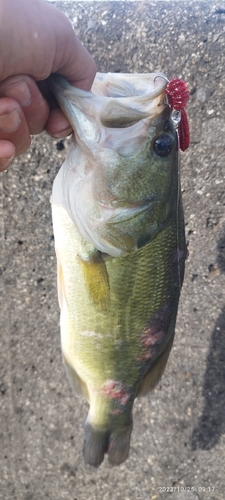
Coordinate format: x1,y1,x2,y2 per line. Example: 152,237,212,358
191,231,225,450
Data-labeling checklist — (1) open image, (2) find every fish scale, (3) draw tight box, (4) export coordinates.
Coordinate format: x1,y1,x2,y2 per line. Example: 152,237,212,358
50,72,187,467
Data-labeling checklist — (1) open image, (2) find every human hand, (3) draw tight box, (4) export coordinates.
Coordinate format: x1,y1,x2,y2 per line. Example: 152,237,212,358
0,0,96,171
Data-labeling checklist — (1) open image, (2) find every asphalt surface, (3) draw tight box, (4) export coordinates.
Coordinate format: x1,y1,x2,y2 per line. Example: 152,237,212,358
1,1,225,499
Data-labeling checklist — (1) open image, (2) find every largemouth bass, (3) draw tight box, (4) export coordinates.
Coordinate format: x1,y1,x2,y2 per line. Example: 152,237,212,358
50,72,187,467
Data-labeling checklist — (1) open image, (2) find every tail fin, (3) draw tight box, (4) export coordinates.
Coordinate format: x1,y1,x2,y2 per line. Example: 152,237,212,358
83,420,133,467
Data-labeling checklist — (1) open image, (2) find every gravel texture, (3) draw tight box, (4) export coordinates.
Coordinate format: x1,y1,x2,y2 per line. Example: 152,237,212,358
1,1,225,499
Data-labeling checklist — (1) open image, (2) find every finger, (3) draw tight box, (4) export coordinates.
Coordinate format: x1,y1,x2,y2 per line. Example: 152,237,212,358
45,108,72,138
56,37,97,91
49,7,96,90
36,80,72,137
0,140,15,171
0,75,50,135
0,98,31,156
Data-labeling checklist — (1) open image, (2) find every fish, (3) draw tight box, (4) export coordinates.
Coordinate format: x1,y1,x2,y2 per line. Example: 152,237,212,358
49,72,187,467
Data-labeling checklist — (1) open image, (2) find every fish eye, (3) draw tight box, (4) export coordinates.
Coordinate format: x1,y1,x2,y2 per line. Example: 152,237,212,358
153,134,174,157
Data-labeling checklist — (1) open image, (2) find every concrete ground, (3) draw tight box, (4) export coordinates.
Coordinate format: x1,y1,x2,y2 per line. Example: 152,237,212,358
1,1,225,499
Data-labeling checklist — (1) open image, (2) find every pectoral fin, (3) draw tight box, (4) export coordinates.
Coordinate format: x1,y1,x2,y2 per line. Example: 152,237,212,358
78,251,110,311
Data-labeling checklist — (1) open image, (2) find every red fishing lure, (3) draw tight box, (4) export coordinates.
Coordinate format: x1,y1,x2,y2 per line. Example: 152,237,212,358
166,78,190,152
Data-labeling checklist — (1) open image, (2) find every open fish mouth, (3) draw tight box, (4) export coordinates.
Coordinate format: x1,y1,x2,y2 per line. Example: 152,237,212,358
92,72,167,99
49,72,167,131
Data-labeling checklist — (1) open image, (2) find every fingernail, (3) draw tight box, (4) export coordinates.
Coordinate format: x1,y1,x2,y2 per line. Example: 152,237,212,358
0,109,21,133
0,155,15,171
46,108,73,138
5,80,32,107
52,126,72,138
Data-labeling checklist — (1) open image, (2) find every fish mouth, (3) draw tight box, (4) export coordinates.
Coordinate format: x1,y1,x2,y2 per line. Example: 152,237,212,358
92,72,167,101
49,73,167,131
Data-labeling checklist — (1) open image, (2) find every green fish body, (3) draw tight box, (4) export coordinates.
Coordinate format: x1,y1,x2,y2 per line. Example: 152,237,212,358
50,73,187,467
